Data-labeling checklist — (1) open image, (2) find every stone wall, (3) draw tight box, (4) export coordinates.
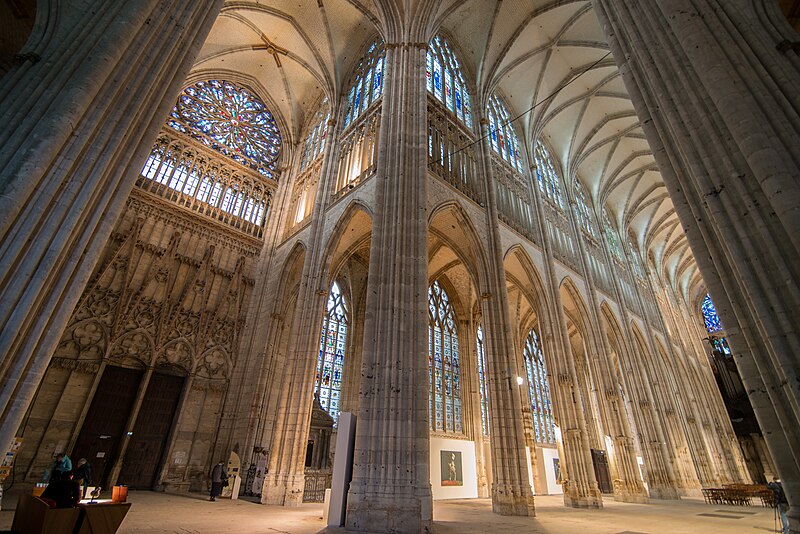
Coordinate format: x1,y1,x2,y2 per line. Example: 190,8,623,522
16,188,259,491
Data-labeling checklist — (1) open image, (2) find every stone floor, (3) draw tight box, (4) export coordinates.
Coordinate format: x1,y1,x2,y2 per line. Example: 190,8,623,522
0,489,781,533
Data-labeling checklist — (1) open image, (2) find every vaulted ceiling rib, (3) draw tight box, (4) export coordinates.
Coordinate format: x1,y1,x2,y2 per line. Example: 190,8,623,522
190,0,702,300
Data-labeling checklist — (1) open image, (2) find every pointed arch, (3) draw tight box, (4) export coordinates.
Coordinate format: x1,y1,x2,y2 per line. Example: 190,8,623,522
428,200,490,294
533,139,565,209
320,200,374,289
271,241,308,318
503,244,548,314
486,92,524,171
315,280,349,424
428,278,463,434
341,37,385,130
522,326,556,444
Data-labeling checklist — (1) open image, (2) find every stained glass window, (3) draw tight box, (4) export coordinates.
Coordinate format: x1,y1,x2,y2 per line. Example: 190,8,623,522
533,141,564,209
316,281,348,425
300,98,330,171
523,328,555,444
168,80,281,178
602,208,623,262
711,336,732,355
343,40,385,129
487,93,523,171
428,280,462,433
139,147,269,226
426,35,473,129
476,325,490,435
702,294,724,333
574,182,596,236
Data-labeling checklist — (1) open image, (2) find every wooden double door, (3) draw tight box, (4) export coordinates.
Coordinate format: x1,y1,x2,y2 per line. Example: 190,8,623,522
591,448,614,494
73,365,184,490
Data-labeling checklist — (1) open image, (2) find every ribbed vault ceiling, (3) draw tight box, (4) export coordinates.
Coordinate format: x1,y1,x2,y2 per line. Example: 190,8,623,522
191,0,702,301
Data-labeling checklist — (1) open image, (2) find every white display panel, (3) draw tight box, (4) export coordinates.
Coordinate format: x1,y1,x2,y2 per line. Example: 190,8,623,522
429,437,478,500
537,446,563,495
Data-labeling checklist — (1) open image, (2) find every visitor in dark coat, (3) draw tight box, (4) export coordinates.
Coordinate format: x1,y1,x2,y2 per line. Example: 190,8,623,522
209,461,227,501
73,458,92,498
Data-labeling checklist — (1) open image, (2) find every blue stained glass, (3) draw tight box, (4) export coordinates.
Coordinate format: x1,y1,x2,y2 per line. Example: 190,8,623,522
524,328,555,444
343,40,385,129
315,282,349,426
427,36,472,129
428,280,462,433
169,79,281,179
487,94,522,170
534,141,564,209
702,294,724,333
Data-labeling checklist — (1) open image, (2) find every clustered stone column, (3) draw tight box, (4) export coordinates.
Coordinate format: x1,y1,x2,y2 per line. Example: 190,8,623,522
0,0,224,455
594,1,800,530
564,206,649,503
527,168,603,508
344,34,434,533
477,118,536,516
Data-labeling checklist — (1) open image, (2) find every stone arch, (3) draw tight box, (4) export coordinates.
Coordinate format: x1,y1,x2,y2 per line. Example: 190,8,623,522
599,301,630,382
503,244,551,347
428,200,490,293
197,345,230,380
336,34,386,128
270,241,307,319
56,318,108,361
559,276,600,356
157,338,195,376
314,200,374,420
107,329,154,370
629,322,651,357
319,199,374,289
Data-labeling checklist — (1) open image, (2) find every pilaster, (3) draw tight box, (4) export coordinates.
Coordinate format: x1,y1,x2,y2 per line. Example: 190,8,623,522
0,0,225,454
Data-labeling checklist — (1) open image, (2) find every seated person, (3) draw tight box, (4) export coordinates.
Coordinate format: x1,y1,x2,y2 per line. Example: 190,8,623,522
41,470,82,508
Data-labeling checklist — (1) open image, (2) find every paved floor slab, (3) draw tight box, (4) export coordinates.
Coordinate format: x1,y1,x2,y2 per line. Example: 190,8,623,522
0,490,780,533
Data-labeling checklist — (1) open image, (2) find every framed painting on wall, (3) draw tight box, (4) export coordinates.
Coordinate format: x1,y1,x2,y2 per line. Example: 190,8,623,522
441,450,463,486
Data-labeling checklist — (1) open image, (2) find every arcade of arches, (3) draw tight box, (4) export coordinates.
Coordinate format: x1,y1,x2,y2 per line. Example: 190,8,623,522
0,2,798,533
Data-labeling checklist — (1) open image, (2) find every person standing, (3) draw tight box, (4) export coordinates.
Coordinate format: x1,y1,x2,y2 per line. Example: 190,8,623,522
50,453,72,481
73,458,92,498
209,461,227,501
768,477,789,534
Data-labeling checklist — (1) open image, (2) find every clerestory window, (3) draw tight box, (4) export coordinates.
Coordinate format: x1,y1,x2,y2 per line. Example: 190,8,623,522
343,40,385,129
486,93,523,172
427,35,473,129
533,141,565,209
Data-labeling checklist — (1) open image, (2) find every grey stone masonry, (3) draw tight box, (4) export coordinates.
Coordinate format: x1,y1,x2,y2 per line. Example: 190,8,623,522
477,118,536,516
593,1,800,532
0,0,224,456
